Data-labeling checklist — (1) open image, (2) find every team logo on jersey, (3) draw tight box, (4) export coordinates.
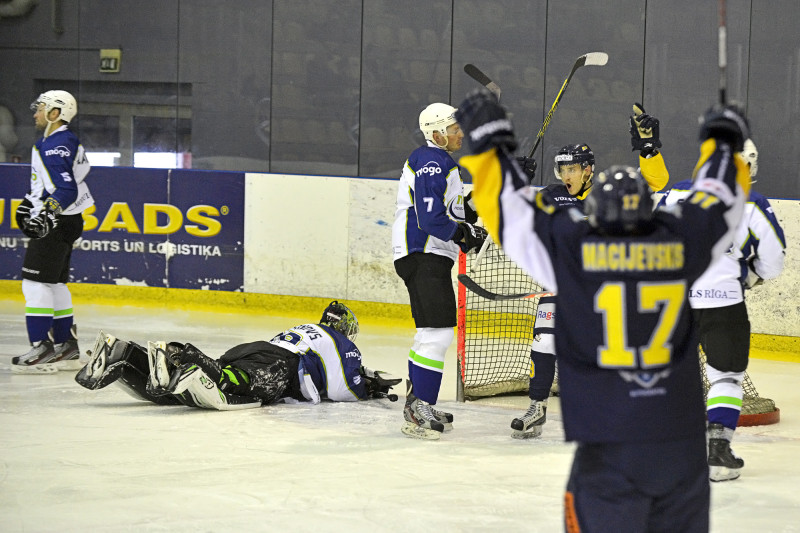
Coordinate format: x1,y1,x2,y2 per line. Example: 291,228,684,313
44,145,72,158
618,368,671,392
416,161,442,177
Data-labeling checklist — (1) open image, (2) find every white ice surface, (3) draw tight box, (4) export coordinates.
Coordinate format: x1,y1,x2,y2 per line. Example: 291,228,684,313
1,299,799,532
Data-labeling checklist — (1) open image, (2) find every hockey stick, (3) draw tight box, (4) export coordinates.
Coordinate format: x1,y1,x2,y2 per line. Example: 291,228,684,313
470,234,492,273
463,63,499,273
527,52,609,158
464,64,501,101
717,0,727,105
372,391,399,402
457,273,554,301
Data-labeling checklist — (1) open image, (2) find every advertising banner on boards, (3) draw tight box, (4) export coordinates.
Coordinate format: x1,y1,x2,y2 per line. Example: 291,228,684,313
0,165,244,291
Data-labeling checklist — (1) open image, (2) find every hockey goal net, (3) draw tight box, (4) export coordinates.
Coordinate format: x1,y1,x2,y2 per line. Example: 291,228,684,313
456,240,544,401
456,245,780,426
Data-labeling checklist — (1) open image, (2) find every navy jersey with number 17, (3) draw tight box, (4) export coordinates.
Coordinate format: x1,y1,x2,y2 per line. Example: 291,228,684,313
464,141,750,444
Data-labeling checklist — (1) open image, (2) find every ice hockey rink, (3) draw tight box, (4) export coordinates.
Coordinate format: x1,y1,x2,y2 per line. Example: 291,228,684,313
1,298,799,533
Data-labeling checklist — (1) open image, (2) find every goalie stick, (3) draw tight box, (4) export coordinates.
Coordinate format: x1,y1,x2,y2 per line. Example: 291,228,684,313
527,52,608,158
458,273,554,301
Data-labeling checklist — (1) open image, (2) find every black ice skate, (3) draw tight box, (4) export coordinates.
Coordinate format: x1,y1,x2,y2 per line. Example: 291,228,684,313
49,325,82,371
511,399,547,439
11,339,57,374
708,423,744,482
402,380,445,440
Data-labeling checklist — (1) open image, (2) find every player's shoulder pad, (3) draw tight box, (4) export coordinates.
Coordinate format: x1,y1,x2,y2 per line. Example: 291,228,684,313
411,144,455,165
41,130,80,159
534,188,558,214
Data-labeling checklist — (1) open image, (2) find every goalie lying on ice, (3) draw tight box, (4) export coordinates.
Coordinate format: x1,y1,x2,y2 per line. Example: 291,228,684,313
74,301,401,410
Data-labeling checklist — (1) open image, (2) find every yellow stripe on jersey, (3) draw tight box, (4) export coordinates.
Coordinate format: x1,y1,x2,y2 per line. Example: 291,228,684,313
459,148,504,245
639,151,669,192
692,139,752,197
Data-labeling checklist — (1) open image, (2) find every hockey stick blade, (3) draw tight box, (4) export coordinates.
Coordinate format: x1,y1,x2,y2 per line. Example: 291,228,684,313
582,52,609,67
458,274,554,301
464,63,501,100
527,51,608,158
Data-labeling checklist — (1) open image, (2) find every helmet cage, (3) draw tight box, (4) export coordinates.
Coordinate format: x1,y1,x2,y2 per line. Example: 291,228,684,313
741,138,758,179
320,301,359,341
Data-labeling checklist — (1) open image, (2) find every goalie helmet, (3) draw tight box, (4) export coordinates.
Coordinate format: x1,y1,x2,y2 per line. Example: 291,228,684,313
30,90,78,124
320,301,359,341
584,165,654,235
741,138,758,179
553,143,595,180
419,103,458,145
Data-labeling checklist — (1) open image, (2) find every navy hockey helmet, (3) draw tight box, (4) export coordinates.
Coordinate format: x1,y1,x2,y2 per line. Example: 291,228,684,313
584,165,654,234
698,103,750,152
553,143,595,180
320,301,359,341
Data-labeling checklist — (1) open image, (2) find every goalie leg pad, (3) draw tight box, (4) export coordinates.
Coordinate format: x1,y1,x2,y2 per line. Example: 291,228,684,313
146,341,172,393
177,343,222,381
75,332,129,390
168,363,260,410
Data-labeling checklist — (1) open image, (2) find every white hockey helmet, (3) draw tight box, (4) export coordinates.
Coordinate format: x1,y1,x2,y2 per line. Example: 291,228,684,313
419,103,458,144
741,138,758,178
31,90,78,124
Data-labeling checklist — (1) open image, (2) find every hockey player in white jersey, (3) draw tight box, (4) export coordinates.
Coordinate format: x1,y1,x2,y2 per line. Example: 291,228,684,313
392,102,487,439
13,90,94,374
659,138,786,481
75,302,401,410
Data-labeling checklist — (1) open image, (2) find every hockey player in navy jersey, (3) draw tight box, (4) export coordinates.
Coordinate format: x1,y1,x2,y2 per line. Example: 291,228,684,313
512,104,670,439
75,302,401,410
392,102,488,439
659,138,786,481
13,90,94,374
455,88,751,532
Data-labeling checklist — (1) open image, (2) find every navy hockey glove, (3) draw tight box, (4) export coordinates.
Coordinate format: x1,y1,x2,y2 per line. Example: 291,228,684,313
455,88,517,155
698,104,750,152
452,222,488,253
629,103,662,156
515,156,537,184
744,258,764,290
360,366,402,401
